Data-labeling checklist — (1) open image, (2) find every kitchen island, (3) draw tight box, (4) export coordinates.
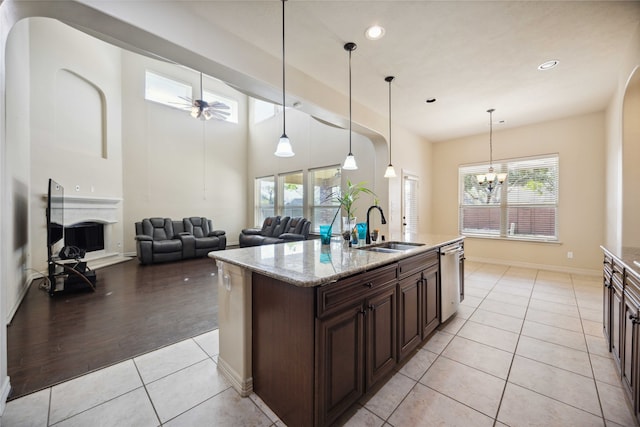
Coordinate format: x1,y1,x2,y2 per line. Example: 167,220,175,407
209,234,464,427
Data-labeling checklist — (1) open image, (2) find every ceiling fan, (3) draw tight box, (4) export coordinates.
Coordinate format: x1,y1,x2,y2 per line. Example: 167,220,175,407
180,72,230,121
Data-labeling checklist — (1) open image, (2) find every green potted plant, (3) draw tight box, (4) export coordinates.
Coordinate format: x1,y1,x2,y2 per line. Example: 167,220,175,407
325,179,376,241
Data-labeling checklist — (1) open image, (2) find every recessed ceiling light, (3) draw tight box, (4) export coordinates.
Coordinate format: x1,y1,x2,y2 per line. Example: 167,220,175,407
538,60,559,71
425,98,437,103
365,25,385,40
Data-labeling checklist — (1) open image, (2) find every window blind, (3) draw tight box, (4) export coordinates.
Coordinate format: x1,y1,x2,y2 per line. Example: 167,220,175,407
459,154,559,241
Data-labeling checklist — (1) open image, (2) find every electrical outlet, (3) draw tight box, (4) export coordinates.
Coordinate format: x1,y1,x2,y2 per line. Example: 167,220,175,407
567,251,574,259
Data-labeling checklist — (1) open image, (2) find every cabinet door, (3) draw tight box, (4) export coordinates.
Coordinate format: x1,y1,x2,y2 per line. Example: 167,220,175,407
316,304,365,427
613,280,624,369
622,291,639,403
421,264,440,339
603,253,614,349
398,272,422,362
612,259,625,370
459,251,465,303
366,284,397,389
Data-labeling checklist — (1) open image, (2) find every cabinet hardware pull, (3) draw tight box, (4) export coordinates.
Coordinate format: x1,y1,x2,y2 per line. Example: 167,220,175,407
369,304,375,311
364,282,373,288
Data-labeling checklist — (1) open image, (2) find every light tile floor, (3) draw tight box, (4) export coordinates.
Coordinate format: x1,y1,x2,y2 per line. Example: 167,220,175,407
2,262,639,426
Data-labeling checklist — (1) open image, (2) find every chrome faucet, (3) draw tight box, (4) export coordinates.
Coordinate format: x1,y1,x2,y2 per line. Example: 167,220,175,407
366,205,387,244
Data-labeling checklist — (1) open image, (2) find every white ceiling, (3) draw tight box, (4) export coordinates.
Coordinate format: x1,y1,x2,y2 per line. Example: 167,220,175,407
181,0,640,142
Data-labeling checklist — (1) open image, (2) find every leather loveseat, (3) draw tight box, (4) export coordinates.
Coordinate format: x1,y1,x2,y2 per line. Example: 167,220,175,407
239,216,311,248
134,217,226,265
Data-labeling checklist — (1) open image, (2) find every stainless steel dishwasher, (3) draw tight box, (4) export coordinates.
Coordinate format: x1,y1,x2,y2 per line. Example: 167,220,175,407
440,242,464,321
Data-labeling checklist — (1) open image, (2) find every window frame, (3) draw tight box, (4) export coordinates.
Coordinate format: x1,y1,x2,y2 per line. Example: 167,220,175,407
308,165,342,233
254,175,276,227
278,171,305,220
459,154,559,242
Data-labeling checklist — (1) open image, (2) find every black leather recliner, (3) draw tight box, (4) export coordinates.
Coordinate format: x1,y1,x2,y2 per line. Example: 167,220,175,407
135,217,226,264
239,216,311,247
183,217,227,258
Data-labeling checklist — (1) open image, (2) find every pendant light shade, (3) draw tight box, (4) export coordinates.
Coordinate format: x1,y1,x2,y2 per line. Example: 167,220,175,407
274,0,294,157
342,42,358,170
383,76,397,178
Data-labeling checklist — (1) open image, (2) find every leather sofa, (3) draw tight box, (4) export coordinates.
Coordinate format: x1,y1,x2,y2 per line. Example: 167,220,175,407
239,216,311,247
134,217,226,265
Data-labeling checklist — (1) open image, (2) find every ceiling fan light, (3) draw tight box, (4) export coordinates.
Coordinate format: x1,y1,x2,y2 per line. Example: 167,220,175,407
202,109,213,120
190,106,200,119
384,164,397,178
343,153,358,170
275,134,295,157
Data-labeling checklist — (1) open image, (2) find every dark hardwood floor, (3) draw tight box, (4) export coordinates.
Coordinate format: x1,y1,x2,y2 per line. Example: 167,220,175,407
7,256,219,399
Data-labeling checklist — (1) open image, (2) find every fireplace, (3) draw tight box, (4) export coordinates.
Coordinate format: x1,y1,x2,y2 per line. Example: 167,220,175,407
65,222,105,253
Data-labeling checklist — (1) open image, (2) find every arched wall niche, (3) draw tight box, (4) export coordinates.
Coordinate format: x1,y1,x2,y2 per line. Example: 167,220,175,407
622,65,640,248
55,68,107,158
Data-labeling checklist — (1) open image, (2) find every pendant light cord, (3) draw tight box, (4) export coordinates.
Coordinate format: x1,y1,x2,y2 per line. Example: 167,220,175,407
348,48,352,154
281,0,286,135
388,77,392,163
488,108,494,167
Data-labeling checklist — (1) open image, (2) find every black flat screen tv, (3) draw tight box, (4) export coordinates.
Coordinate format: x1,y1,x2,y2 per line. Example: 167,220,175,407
47,179,64,259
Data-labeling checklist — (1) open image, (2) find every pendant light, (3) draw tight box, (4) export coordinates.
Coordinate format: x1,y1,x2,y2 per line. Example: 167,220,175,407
383,76,397,178
342,42,358,170
274,0,294,157
476,108,507,192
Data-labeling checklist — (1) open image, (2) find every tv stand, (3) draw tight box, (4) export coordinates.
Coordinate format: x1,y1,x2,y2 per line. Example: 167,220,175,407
48,258,97,296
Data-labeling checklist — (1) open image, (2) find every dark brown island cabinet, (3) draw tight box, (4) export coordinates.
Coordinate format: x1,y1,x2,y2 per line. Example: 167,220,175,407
602,247,640,424
251,247,464,427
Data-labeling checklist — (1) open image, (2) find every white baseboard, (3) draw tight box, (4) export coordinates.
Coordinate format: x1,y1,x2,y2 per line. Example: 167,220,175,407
466,256,601,277
217,356,253,397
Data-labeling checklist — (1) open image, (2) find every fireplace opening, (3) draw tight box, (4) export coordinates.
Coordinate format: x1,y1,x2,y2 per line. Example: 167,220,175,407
65,222,105,252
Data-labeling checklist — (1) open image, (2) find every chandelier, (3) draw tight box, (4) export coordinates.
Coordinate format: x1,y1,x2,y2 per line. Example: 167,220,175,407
476,108,507,192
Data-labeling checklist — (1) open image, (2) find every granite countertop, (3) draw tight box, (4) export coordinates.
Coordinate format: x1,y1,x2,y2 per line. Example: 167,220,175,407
601,245,640,278
209,234,464,287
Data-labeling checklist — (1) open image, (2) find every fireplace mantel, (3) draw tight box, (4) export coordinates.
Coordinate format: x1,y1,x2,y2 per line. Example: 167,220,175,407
42,194,122,225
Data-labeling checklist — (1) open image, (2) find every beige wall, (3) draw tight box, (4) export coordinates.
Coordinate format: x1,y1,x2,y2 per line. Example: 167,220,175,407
432,112,606,273
605,23,640,252
121,52,249,251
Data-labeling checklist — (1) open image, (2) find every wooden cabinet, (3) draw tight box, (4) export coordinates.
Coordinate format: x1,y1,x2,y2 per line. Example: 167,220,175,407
623,272,640,418
601,248,640,424
316,264,397,426
397,251,440,363
612,260,625,369
316,303,365,427
421,263,440,338
604,252,614,350
252,245,455,427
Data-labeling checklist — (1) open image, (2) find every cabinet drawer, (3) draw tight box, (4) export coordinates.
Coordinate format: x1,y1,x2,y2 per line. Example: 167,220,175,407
398,251,438,279
317,264,398,318
613,261,625,290
626,270,640,301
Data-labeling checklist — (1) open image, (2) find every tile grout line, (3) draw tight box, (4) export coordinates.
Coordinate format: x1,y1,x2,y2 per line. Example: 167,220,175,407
571,272,609,426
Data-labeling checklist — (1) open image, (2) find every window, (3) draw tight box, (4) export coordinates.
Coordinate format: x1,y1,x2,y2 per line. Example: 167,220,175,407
459,154,559,241
278,172,304,218
144,71,191,110
145,71,240,123
203,90,239,124
255,176,275,227
309,166,342,233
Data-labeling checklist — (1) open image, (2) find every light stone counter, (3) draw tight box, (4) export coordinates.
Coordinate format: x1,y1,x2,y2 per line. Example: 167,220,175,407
208,234,463,397
601,245,640,278
209,234,463,287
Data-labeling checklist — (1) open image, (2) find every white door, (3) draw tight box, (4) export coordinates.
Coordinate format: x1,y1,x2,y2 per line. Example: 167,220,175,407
402,173,419,236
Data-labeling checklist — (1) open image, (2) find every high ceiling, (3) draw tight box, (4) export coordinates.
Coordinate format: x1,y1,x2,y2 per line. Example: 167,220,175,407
183,0,640,142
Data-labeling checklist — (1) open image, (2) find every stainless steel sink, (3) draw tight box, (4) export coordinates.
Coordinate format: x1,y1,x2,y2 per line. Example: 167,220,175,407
357,241,425,253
